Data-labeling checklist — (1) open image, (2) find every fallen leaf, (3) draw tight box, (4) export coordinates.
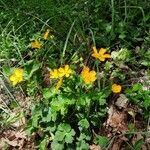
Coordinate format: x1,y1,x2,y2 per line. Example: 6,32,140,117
90,144,101,150
115,94,128,109
106,106,128,133
2,138,18,147
111,138,123,150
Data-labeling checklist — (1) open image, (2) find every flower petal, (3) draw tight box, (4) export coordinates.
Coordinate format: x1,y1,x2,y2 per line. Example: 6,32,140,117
104,54,111,58
99,48,106,55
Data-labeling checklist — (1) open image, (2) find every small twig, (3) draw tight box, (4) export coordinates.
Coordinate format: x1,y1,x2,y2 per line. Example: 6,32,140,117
106,136,116,150
0,96,12,113
147,117,150,131
0,78,20,106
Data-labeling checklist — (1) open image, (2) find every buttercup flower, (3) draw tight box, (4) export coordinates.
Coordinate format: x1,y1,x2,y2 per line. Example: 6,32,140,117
50,69,59,79
58,65,72,78
31,40,42,49
55,78,63,90
43,29,50,40
81,66,97,84
9,68,24,86
112,84,122,93
92,46,111,61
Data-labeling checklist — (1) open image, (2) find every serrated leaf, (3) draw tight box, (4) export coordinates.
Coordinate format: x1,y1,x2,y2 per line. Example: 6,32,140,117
58,123,71,132
51,140,64,150
76,140,89,150
65,133,74,143
55,131,65,141
78,118,89,129
43,88,57,99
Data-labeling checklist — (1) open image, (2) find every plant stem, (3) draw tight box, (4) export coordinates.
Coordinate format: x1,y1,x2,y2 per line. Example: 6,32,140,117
111,0,115,36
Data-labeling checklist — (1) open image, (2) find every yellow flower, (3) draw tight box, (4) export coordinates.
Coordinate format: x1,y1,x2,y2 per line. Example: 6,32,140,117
112,84,122,93
58,65,72,78
50,65,72,79
43,29,50,40
31,40,42,49
92,46,111,61
9,68,24,86
55,78,63,90
81,66,97,84
50,69,59,79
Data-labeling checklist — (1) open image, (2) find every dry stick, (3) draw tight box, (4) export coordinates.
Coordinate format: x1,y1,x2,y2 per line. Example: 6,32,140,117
106,136,116,150
147,117,150,131
0,95,12,113
106,130,150,150
0,78,20,106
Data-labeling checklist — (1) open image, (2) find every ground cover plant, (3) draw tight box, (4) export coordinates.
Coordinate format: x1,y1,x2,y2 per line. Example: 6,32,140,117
0,0,150,149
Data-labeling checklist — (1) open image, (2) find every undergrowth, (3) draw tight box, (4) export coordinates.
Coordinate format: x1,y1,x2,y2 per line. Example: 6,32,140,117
0,0,150,149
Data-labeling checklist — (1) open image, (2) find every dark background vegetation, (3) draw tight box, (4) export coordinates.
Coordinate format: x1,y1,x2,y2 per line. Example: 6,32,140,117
1,0,150,48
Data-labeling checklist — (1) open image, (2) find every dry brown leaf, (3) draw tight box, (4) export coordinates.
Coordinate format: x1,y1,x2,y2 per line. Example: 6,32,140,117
15,130,27,139
90,144,101,150
2,137,18,147
106,106,128,133
115,94,128,109
0,129,32,149
111,138,123,150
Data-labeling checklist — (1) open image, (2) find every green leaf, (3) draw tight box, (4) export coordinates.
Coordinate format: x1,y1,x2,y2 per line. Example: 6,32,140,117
2,66,12,76
54,123,75,143
43,88,57,99
55,131,65,141
132,84,142,91
76,140,89,150
78,118,89,129
25,126,34,135
93,92,106,105
9,100,18,109
65,132,74,143
111,48,131,62
144,96,150,109
141,60,150,66
133,139,143,150
32,115,39,127
51,140,64,150
24,60,40,80
58,123,71,132
6,111,24,125
39,137,48,150
104,61,113,71
94,135,109,148
78,133,91,141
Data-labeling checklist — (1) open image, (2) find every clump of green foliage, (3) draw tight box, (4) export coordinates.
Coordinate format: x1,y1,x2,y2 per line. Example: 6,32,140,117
0,0,150,149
